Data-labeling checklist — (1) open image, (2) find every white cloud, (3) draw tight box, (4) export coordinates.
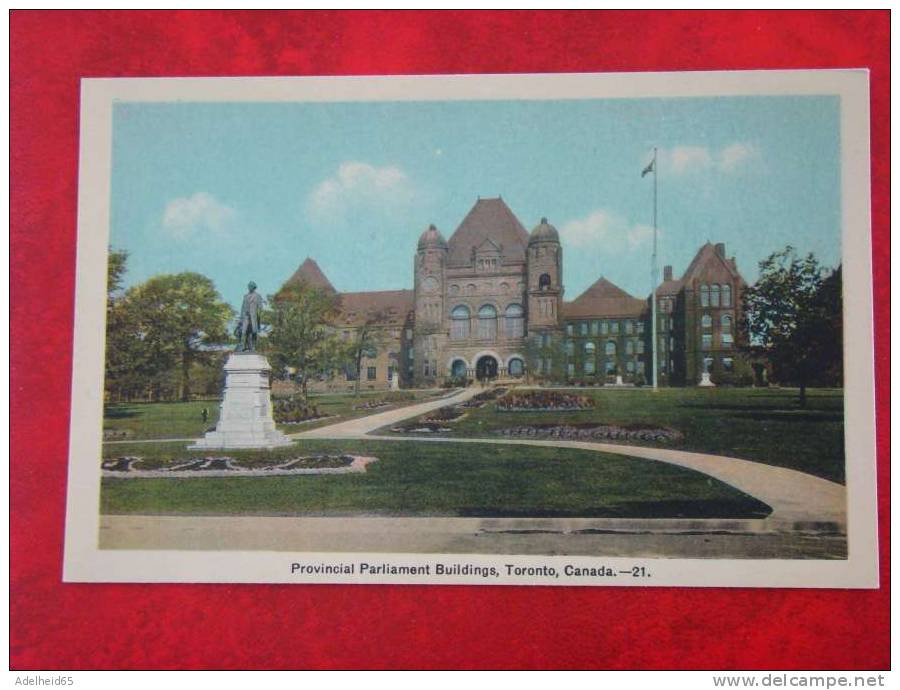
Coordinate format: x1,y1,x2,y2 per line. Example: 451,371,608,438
308,161,413,218
719,142,759,171
668,146,714,174
655,142,759,175
559,210,656,252
162,192,236,240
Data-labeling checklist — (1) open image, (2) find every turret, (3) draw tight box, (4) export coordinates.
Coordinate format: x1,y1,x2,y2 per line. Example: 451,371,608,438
526,217,563,330
414,224,447,328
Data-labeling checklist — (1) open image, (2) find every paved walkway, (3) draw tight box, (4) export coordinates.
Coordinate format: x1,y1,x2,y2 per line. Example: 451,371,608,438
293,387,846,529
293,386,481,439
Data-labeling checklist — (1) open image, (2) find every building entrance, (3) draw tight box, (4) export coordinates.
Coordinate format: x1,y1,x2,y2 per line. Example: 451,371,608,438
476,355,498,381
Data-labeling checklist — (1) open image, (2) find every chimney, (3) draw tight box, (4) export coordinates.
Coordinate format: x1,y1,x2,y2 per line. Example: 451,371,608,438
715,243,726,258
663,265,673,282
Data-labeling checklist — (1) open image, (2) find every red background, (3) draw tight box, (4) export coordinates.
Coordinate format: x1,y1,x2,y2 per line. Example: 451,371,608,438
10,10,890,670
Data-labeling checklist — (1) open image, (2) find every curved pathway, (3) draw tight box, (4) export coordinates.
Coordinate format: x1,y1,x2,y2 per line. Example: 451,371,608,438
294,387,846,528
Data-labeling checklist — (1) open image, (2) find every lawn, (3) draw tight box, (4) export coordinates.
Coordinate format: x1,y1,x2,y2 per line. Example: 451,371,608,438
380,387,846,483
102,389,443,440
99,439,771,519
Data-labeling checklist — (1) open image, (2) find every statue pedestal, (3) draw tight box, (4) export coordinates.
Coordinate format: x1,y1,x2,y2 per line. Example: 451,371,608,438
698,372,716,387
188,352,291,450
615,375,624,386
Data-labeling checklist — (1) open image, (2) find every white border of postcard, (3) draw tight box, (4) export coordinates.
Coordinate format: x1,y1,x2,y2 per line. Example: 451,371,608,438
63,70,878,588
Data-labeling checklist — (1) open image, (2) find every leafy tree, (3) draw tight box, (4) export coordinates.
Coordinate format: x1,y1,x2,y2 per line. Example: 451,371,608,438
104,249,151,401
119,273,233,401
740,247,842,406
265,282,344,398
345,313,390,397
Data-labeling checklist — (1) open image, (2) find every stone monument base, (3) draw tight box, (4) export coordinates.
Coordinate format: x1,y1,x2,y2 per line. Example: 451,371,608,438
698,372,716,387
189,352,292,450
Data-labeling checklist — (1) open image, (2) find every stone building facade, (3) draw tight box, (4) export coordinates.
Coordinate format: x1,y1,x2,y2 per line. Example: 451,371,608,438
280,197,750,389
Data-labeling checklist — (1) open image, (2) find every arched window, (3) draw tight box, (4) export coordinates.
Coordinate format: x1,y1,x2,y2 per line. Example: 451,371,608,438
505,303,524,338
584,341,595,355
605,340,616,356
721,314,733,332
450,305,470,340
700,285,710,307
538,273,552,290
701,313,712,329
477,304,497,340
722,284,732,307
711,284,721,307
451,359,467,377
508,358,524,377
626,340,634,355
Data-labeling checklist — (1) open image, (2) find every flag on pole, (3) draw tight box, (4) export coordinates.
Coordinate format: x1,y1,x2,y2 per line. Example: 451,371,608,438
641,157,655,177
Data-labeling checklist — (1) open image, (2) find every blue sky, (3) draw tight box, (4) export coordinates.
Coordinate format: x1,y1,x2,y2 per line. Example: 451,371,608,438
110,95,841,309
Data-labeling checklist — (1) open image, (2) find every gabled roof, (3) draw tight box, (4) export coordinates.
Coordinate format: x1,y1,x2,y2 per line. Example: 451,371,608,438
335,290,414,327
447,197,530,265
681,242,741,283
563,277,647,319
283,257,336,293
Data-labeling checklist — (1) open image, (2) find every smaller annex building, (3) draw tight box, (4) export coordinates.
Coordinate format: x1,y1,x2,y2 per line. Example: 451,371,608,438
278,197,752,391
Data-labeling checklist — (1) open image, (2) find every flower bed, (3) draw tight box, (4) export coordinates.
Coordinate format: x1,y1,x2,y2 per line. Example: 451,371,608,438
101,453,374,477
494,423,683,443
422,406,466,423
389,422,453,434
495,390,595,412
273,397,329,424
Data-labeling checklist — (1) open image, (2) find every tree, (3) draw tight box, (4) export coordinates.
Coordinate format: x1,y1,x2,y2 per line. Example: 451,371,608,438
345,313,389,397
265,282,344,398
740,247,842,406
104,248,151,401
119,273,233,401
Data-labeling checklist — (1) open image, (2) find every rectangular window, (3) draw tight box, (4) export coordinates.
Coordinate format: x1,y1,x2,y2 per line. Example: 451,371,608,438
367,367,377,381
601,321,609,335
722,357,734,372
625,320,634,335
567,363,575,378
637,361,645,375
584,360,595,375
566,323,574,336
545,357,552,374
591,321,600,335
637,340,645,354
565,341,574,356
626,340,634,355
626,360,635,373
610,321,619,334
702,334,712,350
580,322,588,336
636,322,645,335
543,333,552,348
605,361,616,374
721,333,734,346
346,366,358,381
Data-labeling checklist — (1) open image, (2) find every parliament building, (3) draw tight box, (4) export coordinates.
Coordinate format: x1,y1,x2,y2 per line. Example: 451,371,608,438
280,197,751,390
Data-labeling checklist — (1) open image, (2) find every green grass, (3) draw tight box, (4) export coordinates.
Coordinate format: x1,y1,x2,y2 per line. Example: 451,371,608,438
103,389,442,440
381,387,846,484
99,439,771,519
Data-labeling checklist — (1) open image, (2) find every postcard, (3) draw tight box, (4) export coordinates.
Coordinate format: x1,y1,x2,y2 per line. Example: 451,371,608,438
64,70,877,587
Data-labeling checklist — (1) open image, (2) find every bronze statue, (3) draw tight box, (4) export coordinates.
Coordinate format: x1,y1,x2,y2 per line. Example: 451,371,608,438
237,281,262,352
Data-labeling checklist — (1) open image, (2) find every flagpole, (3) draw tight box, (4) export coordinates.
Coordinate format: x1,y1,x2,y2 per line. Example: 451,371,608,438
651,147,659,390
